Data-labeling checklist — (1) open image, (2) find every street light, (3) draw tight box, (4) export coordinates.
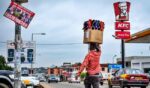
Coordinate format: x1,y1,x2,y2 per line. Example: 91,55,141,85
113,55,117,63
31,33,46,41
31,33,46,75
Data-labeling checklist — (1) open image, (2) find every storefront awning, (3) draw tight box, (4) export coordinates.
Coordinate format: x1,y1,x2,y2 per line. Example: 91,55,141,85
125,28,150,43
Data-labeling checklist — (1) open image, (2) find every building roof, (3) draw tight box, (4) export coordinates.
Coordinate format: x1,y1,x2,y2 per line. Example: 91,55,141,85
117,56,150,62
125,28,150,43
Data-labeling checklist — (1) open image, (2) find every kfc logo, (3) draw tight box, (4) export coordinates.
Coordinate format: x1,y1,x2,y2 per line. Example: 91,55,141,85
115,22,130,30
114,2,130,21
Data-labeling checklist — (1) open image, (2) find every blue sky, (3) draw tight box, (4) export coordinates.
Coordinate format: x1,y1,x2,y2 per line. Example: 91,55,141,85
0,0,150,67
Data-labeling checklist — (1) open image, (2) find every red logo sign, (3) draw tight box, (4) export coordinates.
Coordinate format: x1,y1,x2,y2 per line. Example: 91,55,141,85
113,2,131,21
115,31,130,39
4,2,35,28
115,22,130,30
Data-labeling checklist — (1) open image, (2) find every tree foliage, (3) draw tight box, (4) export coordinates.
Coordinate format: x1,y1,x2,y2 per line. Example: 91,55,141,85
0,55,13,70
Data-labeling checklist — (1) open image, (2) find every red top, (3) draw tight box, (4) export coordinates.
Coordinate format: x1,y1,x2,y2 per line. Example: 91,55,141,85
78,50,101,75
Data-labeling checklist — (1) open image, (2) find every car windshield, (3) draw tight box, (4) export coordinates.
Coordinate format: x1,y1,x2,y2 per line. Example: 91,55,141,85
49,75,56,78
126,69,143,74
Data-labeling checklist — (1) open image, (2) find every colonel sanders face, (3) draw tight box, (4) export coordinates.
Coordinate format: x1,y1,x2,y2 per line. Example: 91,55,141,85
119,2,128,17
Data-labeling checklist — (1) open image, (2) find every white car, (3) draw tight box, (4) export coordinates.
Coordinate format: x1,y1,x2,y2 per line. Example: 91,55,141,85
21,76,40,87
68,74,80,83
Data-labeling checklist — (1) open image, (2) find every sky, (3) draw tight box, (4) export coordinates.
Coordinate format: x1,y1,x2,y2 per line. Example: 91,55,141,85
0,0,150,68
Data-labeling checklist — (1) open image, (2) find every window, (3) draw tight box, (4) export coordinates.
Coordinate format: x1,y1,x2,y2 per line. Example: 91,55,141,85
102,67,105,71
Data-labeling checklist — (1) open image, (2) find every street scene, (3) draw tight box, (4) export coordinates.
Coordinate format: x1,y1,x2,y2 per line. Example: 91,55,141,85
0,0,150,88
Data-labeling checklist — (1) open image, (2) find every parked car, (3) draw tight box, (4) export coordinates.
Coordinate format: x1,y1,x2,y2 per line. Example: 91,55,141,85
48,74,59,83
99,72,104,85
108,68,149,88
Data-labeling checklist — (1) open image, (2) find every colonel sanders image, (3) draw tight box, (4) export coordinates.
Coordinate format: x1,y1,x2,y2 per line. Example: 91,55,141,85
114,2,130,21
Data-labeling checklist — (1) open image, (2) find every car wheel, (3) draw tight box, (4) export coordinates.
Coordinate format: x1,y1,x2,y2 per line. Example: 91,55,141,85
141,86,146,88
108,81,112,88
100,82,103,85
108,84,112,88
0,83,9,88
127,86,130,88
120,81,125,88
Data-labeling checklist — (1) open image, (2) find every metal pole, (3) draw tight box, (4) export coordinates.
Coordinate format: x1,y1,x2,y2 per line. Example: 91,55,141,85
14,23,22,88
121,39,125,68
31,33,33,75
30,33,45,75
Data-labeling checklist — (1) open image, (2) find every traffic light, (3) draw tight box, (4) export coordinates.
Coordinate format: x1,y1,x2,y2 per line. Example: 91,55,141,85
7,49,15,62
21,53,25,63
27,49,34,63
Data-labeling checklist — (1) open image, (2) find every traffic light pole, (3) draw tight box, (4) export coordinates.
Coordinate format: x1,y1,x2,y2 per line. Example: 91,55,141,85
14,24,22,88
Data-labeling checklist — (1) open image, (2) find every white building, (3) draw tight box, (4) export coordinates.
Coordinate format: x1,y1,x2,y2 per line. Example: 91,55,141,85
117,56,150,73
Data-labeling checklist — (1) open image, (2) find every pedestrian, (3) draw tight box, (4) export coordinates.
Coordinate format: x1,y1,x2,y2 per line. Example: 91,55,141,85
77,43,101,88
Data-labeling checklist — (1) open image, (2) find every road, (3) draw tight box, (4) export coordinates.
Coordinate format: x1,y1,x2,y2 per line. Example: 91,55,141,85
41,82,150,88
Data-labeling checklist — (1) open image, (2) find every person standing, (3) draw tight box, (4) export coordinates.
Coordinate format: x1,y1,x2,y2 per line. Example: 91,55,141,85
78,43,101,88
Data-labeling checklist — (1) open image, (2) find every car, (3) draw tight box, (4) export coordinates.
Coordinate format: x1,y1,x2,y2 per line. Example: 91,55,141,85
0,70,14,88
99,72,104,85
0,70,26,88
101,72,109,80
21,75,40,87
108,68,149,88
68,73,80,83
38,76,46,82
48,74,59,83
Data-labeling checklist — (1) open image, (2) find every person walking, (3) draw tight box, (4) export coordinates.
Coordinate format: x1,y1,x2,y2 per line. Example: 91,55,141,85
78,43,101,88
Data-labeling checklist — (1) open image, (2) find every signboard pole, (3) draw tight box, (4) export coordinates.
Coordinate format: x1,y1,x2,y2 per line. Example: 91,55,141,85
113,1,131,69
14,24,22,88
121,38,125,68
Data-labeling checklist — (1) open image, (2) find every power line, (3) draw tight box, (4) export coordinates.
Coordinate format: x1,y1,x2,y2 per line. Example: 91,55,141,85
36,43,83,46
0,41,83,46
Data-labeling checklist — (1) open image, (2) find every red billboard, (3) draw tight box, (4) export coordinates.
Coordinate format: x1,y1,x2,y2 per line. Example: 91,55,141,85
115,31,130,39
4,2,35,28
115,22,130,30
113,1,130,21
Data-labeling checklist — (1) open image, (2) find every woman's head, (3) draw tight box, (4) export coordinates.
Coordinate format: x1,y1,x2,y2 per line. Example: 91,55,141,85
89,43,100,52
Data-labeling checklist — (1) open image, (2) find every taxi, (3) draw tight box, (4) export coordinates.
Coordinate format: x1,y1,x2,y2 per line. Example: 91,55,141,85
108,68,149,88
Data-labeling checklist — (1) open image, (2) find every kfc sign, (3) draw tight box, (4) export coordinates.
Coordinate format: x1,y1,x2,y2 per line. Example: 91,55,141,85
115,31,130,39
4,2,35,28
115,22,130,30
113,2,130,21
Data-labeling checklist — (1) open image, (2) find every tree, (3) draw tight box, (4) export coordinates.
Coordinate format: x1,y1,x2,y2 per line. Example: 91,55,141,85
0,55,13,70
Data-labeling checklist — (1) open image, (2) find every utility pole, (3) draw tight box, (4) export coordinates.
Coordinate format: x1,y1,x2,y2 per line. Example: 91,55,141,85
14,23,22,88
13,0,28,88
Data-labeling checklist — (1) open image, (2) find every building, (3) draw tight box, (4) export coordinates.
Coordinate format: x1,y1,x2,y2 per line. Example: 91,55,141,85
117,56,150,73
47,65,63,76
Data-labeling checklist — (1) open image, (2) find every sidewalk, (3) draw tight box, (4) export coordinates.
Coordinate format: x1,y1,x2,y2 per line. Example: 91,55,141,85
40,82,51,88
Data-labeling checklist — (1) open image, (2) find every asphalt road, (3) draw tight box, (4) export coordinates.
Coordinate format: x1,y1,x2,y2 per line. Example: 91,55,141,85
41,82,150,88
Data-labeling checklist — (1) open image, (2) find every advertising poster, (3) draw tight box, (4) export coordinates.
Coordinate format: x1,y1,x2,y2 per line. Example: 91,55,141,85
113,2,130,21
4,2,35,28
